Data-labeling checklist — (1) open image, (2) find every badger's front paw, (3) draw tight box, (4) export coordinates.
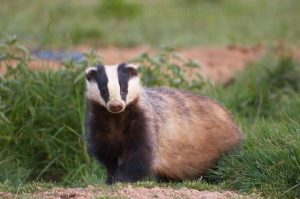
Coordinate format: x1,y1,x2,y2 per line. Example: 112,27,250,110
105,178,115,185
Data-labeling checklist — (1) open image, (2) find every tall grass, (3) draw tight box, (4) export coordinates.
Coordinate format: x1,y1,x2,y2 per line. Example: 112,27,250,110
0,36,104,184
209,121,300,198
209,54,300,198
0,59,90,182
216,55,300,126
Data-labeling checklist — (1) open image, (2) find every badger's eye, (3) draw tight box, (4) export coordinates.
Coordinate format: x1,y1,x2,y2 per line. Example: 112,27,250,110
101,88,108,95
121,86,127,93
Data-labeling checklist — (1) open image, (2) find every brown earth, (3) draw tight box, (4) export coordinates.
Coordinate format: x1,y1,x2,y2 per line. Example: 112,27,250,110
0,45,267,83
1,184,258,199
88,45,265,83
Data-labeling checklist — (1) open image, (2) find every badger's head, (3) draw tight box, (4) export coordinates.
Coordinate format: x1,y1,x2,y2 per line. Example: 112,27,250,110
85,63,140,113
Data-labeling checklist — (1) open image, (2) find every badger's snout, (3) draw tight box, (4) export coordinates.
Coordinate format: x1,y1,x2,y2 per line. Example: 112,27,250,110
109,102,123,113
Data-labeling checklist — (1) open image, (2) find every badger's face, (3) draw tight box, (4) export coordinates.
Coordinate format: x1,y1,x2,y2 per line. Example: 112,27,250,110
85,63,140,113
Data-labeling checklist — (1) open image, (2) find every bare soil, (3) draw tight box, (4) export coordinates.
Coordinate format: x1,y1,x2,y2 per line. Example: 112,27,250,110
0,184,255,199
0,45,267,83
88,45,265,83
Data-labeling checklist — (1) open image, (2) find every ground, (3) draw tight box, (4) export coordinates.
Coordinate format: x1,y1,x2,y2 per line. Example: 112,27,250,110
1,184,254,199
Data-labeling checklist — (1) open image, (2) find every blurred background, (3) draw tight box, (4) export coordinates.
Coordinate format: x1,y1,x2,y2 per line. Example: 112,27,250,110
1,0,299,48
2,0,300,82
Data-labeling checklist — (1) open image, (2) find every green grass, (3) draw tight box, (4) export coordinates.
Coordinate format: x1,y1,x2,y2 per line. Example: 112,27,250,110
0,66,95,182
1,0,300,48
209,120,300,198
210,55,300,198
216,54,300,126
0,36,105,184
1,38,300,198
0,181,55,195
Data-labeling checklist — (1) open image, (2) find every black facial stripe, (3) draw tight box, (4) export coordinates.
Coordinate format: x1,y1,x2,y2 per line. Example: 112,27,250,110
95,65,109,103
117,63,133,101
86,69,97,82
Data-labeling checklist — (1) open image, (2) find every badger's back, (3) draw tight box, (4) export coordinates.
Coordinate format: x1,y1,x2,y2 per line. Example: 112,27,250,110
141,87,243,180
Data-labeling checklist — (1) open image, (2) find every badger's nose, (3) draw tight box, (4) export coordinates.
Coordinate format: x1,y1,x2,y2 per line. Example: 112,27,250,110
109,102,123,113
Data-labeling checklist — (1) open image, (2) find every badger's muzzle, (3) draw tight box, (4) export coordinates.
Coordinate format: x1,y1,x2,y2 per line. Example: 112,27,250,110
109,102,123,113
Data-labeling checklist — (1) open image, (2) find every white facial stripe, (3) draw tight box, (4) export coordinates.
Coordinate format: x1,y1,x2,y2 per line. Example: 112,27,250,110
85,80,105,105
126,76,140,104
105,65,122,102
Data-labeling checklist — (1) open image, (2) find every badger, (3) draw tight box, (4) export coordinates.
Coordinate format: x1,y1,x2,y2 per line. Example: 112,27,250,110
85,63,244,184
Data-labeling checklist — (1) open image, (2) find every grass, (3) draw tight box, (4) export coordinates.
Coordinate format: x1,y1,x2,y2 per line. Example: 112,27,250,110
216,54,300,126
1,37,300,198
0,36,104,184
209,120,300,198
1,0,300,48
0,181,55,195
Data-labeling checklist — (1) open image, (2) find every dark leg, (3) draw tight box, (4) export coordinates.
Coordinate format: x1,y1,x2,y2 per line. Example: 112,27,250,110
92,152,118,185
156,176,171,183
104,159,118,185
156,175,182,183
112,149,152,183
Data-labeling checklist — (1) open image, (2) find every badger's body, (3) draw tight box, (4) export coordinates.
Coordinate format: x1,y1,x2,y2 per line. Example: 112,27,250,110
85,63,244,184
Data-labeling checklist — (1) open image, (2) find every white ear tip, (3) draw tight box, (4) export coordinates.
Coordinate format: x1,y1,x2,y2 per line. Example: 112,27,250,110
127,64,139,69
85,67,97,74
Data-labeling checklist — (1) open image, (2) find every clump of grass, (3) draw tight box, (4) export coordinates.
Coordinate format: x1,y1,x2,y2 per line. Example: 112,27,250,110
266,56,300,92
217,55,300,125
0,36,104,184
130,44,215,97
209,55,300,198
208,120,300,198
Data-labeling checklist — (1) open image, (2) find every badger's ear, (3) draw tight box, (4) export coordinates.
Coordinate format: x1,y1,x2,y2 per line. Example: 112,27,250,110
126,64,139,77
85,67,97,81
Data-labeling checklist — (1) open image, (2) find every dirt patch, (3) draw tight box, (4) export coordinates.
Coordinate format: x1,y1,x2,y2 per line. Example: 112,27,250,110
176,45,264,83
0,45,265,84
1,185,251,199
77,45,265,83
